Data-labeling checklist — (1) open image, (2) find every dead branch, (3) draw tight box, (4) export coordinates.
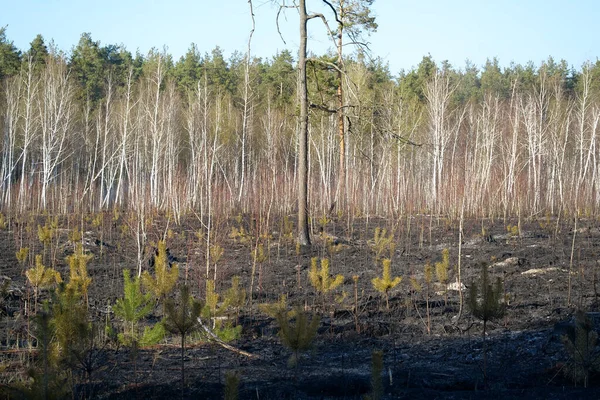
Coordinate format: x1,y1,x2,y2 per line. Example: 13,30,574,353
197,316,259,359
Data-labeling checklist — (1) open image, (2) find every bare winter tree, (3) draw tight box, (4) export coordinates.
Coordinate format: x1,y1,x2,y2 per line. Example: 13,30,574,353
37,53,74,209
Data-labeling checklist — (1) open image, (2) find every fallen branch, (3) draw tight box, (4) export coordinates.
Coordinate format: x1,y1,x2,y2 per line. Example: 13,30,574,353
197,316,259,359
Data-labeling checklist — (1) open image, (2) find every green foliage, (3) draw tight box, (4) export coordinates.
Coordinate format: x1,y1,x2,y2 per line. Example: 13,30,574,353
29,310,67,399
561,310,600,388
202,278,244,342
281,215,294,240
164,285,202,338
435,248,449,284
223,276,247,312
309,257,344,294
224,371,240,400
65,244,93,303
113,269,154,346
68,228,82,244
49,284,90,370
467,263,506,381
259,294,294,319
142,240,179,307
26,255,62,313
16,246,29,267
0,212,6,229
210,243,225,265
371,227,395,261
506,224,519,237
37,219,56,246
275,306,320,368
0,27,21,80
138,321,166,347
467,264,505,325
26,34,49,72
164,285,203,393
27,255,62,290
365,350,384,400
435,248,450,305
251,243,267,264
371,259,402,310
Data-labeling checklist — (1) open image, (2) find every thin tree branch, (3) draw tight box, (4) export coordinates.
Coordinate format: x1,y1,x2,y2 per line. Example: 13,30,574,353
320,0,343,26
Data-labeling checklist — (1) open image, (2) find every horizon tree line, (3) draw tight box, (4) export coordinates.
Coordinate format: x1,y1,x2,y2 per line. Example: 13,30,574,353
2,26,600,224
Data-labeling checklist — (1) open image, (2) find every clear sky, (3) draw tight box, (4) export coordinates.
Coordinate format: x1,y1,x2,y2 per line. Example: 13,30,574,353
1,0,599,75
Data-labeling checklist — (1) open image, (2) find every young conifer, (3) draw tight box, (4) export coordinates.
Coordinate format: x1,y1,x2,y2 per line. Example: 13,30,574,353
224,371,241,400
371,227,395,262
164,284,202,394
142,240,179,312
435,248,450,306
561,310,600,388
467,263,505,382
26,254,62,313
275,306,320,368
308,257,344,294
366,350,384,400
203,278,244,341
65,244,93,306
112,269,154,346
372,258,402,310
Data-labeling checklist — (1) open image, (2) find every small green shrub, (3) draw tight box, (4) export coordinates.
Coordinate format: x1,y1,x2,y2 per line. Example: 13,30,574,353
275,306,320,368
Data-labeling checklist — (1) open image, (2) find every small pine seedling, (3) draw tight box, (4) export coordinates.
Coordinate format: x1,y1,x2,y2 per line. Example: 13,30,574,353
467,263,505,382
309,257,344,294
224,371,241,400
365,350,384,400
561,310,600,388
112,269,154,346
142,240,179,312
66,244,93,306
371,227,396,261
275,306,320,368
164,285,202,395
435,248,450,306
26,255,62,314
372,259,402,310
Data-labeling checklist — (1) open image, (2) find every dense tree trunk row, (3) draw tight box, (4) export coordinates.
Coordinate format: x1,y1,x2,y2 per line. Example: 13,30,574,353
2,47,600,221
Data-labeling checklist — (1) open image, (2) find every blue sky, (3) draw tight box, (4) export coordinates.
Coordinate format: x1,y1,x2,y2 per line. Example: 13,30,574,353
1,0,599,75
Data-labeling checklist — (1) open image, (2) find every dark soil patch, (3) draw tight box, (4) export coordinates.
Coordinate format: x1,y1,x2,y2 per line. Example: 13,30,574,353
1,214,600,399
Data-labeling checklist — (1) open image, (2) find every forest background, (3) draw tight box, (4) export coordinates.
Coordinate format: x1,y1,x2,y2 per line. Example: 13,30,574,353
1,0,600,224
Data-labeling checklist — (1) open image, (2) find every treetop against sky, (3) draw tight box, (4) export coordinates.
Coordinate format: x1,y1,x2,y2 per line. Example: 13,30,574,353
1,0,598,74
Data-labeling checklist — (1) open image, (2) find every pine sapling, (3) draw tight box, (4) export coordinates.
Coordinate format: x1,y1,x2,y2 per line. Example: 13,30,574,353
203,279,243,342
435,248,450,306
16,246,29,271
26,255,62,314
142,240,179,313
365,350,384,400
164,285,202,396
467,263,505,383
65,244,93,307
561,310,600,388
424,262,433,334
371,227,395,262
224,371,240,400
372,259,402,310
112,269,154,346
275,306,320,368
309,257,344,295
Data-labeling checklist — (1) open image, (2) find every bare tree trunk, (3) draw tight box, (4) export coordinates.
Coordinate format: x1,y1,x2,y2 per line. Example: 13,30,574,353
238,0,255,204
335,1,346,208
297,0,311,246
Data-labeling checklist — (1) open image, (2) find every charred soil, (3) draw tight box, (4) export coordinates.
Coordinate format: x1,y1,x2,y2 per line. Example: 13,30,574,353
1,214,600,399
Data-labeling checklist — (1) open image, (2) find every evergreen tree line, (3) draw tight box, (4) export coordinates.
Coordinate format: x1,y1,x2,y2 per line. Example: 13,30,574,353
2,28,600,218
